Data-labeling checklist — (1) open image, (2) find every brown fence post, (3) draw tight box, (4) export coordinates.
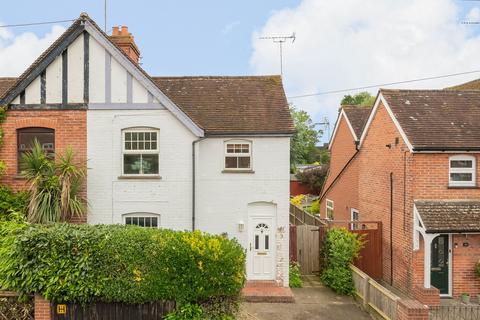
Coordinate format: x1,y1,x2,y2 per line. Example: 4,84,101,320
363,276,370,309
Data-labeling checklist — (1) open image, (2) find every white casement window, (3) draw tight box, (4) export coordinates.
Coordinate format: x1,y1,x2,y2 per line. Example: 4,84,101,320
326,199,334,220
449,155,476,187
351,208,359,230
123,213,160,228
122,128,159,175
224,141,252,170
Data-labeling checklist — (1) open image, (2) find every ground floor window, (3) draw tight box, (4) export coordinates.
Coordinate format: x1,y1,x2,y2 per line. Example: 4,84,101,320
123,213,159,228
351,208,359,230
326,199,334,220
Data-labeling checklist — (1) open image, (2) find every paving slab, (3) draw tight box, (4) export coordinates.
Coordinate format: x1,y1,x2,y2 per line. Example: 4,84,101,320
240,276,372,320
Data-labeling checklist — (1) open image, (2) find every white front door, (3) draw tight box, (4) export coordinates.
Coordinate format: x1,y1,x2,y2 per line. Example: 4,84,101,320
248,216,275,280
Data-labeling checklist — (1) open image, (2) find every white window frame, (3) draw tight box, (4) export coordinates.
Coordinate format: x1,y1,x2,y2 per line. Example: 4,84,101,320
123,212,160,228
350,208,359,230
224,140,252,171
122,128,160,176
326,199,334,220
449,155,476,187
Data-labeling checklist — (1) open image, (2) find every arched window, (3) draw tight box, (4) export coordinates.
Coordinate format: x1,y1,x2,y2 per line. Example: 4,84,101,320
449,155,476,187
17,127,55,172
122,128,159,175
123,212,160,228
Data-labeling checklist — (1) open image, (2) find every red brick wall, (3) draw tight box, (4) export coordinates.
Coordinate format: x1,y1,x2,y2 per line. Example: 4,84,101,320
0,109,87,223
323,115,357,190
358,102,415,296
451,234,480,297
320,115,359,221
34,295,51,320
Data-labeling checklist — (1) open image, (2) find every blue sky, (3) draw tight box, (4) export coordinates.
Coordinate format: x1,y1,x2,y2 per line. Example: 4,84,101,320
1,0,300,75
1,0,480,143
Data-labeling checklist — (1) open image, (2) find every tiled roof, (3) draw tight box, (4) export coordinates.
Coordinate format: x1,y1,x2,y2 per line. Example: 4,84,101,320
381,89,480,150
0,14,294,136
415,200,480,233
447,78,480,90
0,78,17,98
153,76,294,135
342,106,371,139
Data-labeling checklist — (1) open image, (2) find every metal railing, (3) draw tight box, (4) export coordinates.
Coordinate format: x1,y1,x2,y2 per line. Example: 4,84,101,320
351,265,400,320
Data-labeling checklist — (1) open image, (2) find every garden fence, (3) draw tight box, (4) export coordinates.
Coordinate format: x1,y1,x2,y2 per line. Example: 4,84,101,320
429,304,480,320
351,265,400,320
0,291,33,320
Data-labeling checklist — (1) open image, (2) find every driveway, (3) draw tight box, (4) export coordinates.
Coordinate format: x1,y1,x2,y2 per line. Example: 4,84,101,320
240,276,372,320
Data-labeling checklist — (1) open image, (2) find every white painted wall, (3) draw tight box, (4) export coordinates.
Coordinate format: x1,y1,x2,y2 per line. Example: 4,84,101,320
67,35,84,103
45,54,62,103
195,137,291,286
89,36,105,103
87,109,196,229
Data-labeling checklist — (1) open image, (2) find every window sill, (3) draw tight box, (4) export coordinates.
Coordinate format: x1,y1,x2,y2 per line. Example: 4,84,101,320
221,169,255,174
447,185,478,189
117,175,162,180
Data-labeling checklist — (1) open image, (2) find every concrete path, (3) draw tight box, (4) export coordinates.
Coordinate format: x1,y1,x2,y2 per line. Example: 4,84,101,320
240,276,372,320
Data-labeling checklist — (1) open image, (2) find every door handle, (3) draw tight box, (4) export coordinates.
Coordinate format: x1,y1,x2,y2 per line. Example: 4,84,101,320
431,267,441,271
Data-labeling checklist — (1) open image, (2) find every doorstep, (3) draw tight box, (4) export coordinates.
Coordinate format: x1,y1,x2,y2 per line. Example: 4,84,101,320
242,281,295,303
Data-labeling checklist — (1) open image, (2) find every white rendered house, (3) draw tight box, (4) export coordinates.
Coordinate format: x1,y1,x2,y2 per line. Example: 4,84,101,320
0,14,294,286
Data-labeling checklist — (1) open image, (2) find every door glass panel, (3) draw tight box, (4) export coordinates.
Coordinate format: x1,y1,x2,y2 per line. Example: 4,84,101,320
265,235,269,250
437,237,445,267
255,235,259,250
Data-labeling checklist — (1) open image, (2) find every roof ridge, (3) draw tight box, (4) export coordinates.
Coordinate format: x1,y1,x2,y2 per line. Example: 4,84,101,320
152,75,282,80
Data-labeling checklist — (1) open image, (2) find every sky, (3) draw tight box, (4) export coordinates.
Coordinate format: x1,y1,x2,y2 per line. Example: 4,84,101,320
1,0,480,143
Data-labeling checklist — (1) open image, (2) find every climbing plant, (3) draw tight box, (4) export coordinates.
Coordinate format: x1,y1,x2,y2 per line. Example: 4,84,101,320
0,105,6,176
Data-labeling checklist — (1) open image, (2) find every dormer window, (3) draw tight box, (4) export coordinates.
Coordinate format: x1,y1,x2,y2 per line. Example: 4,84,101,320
449,155,476,187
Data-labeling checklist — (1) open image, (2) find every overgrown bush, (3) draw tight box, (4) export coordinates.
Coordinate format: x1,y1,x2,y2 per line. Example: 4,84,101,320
307,199,319,215
320,228,363,295
295,165,329,192
289,262,303,288
0,186,28,221
475,260,480,278
0,223,245,305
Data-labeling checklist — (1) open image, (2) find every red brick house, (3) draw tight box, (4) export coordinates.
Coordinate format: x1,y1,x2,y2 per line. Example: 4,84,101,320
319,106,370,222
327,88,480,303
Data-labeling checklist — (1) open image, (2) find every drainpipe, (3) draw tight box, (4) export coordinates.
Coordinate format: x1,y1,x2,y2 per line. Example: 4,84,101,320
192,137,206,231
390,172,394,286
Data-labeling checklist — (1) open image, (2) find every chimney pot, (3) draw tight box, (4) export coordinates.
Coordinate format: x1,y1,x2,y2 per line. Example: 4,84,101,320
110,25,140,64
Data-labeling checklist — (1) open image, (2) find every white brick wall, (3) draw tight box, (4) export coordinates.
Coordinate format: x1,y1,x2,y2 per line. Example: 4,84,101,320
87,110,290,286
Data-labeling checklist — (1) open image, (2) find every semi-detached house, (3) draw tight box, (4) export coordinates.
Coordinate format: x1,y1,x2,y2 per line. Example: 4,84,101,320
322,88,480,304
0,13,294,286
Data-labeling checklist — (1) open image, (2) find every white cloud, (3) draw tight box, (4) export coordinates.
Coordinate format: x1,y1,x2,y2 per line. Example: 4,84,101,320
0,25,65,76
250,0,480,142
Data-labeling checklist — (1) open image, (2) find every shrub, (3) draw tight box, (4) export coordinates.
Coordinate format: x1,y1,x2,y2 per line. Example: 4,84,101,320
1,223,245,305
475,261,480,278
0,186,28,221
290,194,305,207
165,303,203,320
289,262,303,288
199,296,238,320
295,165,329,192
307,200,319,215
320,228,363,295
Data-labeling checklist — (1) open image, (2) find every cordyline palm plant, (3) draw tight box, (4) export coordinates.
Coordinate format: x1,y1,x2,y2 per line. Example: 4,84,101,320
21,140,87,223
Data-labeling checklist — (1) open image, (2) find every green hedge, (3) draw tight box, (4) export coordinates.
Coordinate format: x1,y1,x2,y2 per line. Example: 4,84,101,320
0,223,246,304
320,227,363,295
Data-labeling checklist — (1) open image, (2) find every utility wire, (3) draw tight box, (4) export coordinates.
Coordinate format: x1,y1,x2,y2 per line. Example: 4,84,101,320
0,19,75,28
287,69,480,99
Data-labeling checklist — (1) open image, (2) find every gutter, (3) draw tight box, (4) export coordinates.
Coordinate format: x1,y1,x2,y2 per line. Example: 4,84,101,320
192,137,207,231
413,146,480,152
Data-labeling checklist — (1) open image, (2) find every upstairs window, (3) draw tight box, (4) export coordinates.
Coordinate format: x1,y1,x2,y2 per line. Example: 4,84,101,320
123,213,160,228
449,155,476,187
224,141,252,170
122,129,159,175
326,199,334,220
17,127,55,172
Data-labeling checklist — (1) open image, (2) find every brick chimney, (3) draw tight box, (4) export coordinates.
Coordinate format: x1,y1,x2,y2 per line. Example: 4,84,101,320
110,26,140,64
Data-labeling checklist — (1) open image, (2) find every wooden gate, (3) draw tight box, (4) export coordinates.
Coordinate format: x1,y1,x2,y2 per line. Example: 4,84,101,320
51,301,175,320
293,225,322,275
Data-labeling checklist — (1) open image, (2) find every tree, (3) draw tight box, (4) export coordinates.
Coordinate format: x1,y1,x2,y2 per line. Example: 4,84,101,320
21,141,87,223
290,106,322,168
341,91,375,107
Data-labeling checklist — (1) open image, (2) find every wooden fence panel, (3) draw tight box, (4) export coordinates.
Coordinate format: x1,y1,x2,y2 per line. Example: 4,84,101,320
289,225,297,262
352,225,383,280
51,301,175,320
296,225,321,275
